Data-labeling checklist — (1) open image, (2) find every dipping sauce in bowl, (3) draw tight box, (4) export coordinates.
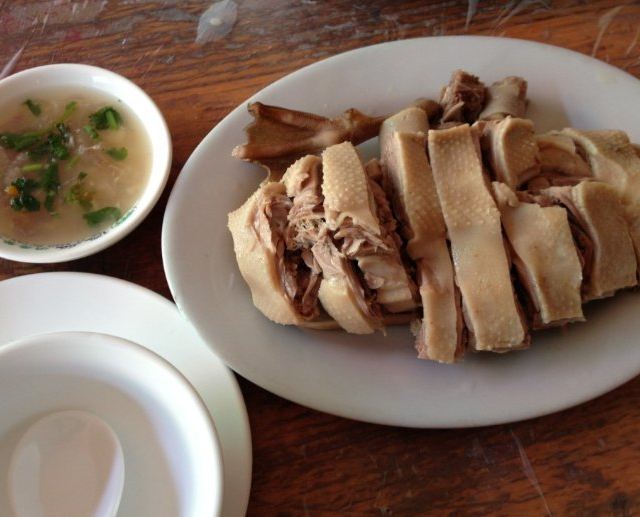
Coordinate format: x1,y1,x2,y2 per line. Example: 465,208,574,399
0,90,150,245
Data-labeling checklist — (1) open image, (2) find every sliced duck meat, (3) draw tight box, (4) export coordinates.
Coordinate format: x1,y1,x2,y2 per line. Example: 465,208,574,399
492,182,584,328
525,173,589,192
314,232,381,334
561,128,640,259
479,76,527,120
228,182,311,325
322,142,417,316
439,70,487,124
282,155,325,250
480,117,540,188
362,159,419,312
380,106,462,363
541,182,637,301
379,105,429,150
428,124,527,352
536,131,591,178
282,153,381,332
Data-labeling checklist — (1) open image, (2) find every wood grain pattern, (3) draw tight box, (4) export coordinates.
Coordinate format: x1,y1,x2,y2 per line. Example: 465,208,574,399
2,1,640,514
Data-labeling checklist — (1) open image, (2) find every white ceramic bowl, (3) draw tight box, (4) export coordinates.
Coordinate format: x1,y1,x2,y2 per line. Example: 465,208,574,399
0,331,223,516
0,64,172,263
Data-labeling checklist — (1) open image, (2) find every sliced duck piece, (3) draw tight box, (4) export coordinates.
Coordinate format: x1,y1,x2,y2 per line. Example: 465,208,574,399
439,70,487,124
492,182,584,328
561,128,640,258
228,182,318,325
282,153,380,333
536,131,591,177
281,155,326,318
322,142,416,318
282,155,325,250
379,105,429,149
525,174,589,193
381,106,462,363
314,232,381,334
480,117,539,188
362,159,419,313
428,124,527,352
479,76,527,120
541,181,637,301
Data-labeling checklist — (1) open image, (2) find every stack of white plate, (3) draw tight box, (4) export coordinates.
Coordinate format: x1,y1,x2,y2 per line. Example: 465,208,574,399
0,273,252,517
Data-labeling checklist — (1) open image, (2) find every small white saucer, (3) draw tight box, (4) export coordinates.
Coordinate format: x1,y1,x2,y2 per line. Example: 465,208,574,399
0,273,252,517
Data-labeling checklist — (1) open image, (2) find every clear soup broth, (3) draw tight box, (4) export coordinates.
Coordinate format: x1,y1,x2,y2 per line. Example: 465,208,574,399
0,88,151,246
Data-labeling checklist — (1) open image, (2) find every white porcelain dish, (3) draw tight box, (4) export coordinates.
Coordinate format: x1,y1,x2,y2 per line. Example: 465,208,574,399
0,273,252,516
162,36,640,428
0,331,223,517
0,64,172,263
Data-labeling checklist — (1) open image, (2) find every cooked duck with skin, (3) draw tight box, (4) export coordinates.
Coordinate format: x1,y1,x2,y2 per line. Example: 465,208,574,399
314,232,382,334
322,142,417,318
560,128,640,259
492,182,584,328
228,68,640,365
428,124,527,352
283,153,383,333
536,131,591,178
233,100,442,181
439,70,487,124
380,107,463,363
480,117,540,188
232,102,386,181
560,129,640,193
525,173,589,192
479,76,528,120
362,159,419,312
228,182,317,325
540,181,638,301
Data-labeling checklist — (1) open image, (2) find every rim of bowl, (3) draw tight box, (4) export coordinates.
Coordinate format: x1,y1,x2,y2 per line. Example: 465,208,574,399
0,64,172,263
0,330,224,516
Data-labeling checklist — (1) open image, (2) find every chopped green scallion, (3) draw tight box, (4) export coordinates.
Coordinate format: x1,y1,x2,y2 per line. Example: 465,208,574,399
83,206,121,227
41,163,61,213
21,163,44,172
88,106,122,131
68,155,80,168
106,147,127,161
8,177,40,212
23,99,41,116
83,125,99,140
59,101,77,122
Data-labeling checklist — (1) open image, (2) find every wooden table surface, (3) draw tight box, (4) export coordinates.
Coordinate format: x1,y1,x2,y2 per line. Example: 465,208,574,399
2,1,640,515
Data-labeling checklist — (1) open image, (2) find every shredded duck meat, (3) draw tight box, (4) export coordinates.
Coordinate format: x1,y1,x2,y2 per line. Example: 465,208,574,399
312,232,380,321
439,70,487,124
255,189,321,320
